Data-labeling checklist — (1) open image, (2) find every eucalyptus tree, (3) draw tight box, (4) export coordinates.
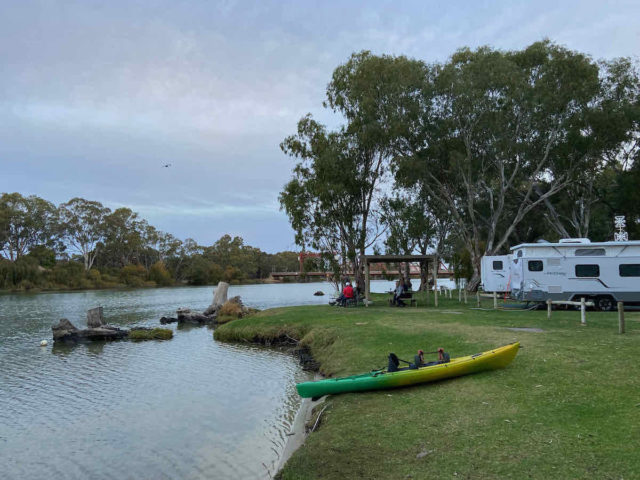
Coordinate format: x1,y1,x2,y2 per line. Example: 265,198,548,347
280,117,372,287
99,208,146,267
394,41,639,289
280,52,425,287
381,192,455,290
539,57,640,238
0,192,59,261
58,197,111,271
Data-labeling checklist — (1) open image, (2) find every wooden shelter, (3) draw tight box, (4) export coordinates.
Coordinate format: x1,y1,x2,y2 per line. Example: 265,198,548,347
360,254,439,306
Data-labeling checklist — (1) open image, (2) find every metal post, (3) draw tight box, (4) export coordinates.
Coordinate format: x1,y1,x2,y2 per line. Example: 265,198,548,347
618,301,625,334
493,291,498,309
580,297,586,325
547,299,552,320
476,291,480,308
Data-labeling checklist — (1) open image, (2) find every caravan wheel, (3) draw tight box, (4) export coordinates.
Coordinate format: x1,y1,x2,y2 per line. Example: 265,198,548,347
595,296,615,312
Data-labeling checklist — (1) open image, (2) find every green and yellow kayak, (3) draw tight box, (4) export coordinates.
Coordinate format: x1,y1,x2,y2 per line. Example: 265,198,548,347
296,342,519,398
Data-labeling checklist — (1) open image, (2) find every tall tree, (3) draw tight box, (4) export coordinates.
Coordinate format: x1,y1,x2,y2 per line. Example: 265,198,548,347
280,52,425,287
58,198,111,271
100,208,145,267
394,41,639,289
0,193,59,261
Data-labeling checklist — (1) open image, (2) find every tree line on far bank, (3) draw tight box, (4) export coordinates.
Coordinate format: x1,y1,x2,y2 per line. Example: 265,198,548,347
0,193,300,291
279,40,640,290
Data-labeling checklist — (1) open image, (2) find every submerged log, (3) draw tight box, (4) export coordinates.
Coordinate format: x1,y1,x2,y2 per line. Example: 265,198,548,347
52,309,172,343
159,316,178,325
52,318,128,343
176,307,216,325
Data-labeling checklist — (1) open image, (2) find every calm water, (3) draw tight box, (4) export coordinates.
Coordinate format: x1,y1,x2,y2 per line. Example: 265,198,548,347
0,281,396,480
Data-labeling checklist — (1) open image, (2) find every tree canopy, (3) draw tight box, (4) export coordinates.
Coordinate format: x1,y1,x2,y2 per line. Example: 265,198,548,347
280,41,640,289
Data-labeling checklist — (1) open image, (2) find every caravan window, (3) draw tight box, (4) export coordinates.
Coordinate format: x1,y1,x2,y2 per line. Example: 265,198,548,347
528,260,543,272
619,264,640,277
575,264,600,277
575,248,606,256
492,260,503,270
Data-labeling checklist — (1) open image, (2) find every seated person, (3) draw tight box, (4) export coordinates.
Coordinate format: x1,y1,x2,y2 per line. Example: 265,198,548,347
437,347,450,364
393,280,406,307
411,348,450,368
336,281,355,306
405,279,413,292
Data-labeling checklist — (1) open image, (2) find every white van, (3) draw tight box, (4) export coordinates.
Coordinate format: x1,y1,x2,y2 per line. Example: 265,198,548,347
509,238,640,310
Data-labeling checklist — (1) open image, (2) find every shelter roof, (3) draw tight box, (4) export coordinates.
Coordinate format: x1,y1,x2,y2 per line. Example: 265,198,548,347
360,254,437,263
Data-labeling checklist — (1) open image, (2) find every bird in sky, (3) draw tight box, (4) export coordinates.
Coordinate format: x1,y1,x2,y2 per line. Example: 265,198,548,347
162,163,172,168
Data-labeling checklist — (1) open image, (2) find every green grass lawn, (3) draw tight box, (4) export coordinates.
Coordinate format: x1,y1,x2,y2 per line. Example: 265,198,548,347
214,292,640,479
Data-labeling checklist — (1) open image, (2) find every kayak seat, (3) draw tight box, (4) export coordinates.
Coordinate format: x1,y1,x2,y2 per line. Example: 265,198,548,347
388,353,400,372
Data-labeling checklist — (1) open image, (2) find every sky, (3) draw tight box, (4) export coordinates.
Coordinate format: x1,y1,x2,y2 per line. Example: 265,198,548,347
1,0,639,252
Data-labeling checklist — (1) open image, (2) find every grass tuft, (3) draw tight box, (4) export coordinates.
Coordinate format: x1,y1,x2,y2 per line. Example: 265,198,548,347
128,327,173,341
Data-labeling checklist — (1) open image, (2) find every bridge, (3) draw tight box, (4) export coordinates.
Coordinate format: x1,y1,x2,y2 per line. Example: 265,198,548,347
270,252,454,281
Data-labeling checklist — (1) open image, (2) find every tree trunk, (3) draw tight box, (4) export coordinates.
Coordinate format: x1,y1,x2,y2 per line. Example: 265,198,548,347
465,251,482,292
418,260,428,291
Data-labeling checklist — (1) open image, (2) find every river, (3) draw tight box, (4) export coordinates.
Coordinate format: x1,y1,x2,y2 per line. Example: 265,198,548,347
0,280,397,480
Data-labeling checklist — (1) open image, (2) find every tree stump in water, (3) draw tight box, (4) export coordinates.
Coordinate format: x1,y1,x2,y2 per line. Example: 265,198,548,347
86,307,104,328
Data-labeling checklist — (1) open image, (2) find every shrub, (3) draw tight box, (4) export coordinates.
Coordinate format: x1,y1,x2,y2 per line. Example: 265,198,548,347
49,261,85,287
219,300,244,318
185,257,223,285
223,265,243,283
120,264,147,287
87,269,102,286
149,261,173,286
0,257,44,289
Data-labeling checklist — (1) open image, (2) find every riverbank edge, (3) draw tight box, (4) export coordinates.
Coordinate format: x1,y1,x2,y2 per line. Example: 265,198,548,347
214,319,328,478
0,278,329,295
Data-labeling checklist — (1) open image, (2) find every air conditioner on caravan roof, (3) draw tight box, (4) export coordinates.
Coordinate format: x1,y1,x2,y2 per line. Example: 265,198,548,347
558,238,591,244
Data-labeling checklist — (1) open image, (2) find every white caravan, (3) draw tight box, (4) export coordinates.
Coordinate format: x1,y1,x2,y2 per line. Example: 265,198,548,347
481,255,512,293
509,238,640,310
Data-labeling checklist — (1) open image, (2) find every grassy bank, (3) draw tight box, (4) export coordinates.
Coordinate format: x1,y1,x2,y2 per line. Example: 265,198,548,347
214,292,639,479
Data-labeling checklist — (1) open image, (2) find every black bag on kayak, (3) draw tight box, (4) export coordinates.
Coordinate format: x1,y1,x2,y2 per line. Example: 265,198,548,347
388,353,400,372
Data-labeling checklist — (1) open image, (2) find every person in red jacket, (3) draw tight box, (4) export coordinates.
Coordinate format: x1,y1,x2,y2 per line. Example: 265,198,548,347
336,281,354,306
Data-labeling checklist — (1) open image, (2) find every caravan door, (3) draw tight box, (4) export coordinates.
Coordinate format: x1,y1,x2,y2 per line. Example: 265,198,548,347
510,254,524,300
481,255,511,292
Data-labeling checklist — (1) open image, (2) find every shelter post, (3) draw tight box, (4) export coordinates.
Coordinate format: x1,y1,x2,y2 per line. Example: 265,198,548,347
425,275,429,305
433,258,438,307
